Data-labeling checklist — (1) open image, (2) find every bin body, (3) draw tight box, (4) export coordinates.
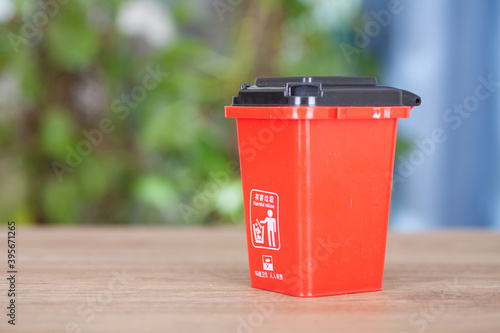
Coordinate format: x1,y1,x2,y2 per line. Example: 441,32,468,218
225,77,420,297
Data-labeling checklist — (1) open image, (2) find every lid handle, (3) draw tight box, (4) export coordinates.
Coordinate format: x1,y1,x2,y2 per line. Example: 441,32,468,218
285,83,323,97
255,76,377,87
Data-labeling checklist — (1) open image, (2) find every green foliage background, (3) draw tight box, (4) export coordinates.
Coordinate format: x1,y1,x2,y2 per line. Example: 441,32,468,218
0,0,382,225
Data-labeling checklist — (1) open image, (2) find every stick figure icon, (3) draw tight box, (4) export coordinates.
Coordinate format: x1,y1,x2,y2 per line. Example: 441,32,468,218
260,209,276,247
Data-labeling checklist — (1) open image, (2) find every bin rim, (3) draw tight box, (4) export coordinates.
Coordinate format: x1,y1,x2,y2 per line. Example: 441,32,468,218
225,105,414,120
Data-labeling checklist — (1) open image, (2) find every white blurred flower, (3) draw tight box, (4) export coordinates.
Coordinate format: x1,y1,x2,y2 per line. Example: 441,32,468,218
71,75,107,116
0,0,15,22
117,0,176,48
0,71,20,121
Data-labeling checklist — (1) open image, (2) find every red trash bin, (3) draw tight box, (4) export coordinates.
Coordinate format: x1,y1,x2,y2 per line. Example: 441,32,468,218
225,76,421,297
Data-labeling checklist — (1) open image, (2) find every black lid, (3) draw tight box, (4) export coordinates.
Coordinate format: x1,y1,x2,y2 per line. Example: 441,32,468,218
232,76,421,107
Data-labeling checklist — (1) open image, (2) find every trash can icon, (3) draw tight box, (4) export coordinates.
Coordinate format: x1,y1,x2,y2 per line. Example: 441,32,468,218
225,76,421,297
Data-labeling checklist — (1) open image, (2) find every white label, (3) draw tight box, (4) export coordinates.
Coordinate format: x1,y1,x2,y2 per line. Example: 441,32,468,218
262,255,273,271
250,189,280,250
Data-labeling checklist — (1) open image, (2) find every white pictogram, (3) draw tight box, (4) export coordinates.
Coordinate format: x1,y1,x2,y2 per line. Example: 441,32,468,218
259,210,276,248
262,255,273,271
250,189,280,250
253,221,265,244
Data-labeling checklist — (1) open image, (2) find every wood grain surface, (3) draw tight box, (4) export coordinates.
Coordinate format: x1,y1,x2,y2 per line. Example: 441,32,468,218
0,227,499,333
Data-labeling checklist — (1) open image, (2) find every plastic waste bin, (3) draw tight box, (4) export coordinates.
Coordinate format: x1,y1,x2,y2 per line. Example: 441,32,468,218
225,76,420,297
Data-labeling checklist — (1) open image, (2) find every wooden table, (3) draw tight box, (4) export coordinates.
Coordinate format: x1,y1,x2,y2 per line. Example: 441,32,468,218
1,227,499,333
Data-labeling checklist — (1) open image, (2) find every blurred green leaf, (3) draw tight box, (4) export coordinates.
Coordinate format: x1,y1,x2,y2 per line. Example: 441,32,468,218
42,178,79,224
77,154,123,200
395,137,413,156
215,180,243,221
133,174,178,211
39,107,77,159
46,3,100,70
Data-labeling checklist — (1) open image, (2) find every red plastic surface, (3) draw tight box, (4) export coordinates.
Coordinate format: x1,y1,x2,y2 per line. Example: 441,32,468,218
225,105,413,297
225,106,411,120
